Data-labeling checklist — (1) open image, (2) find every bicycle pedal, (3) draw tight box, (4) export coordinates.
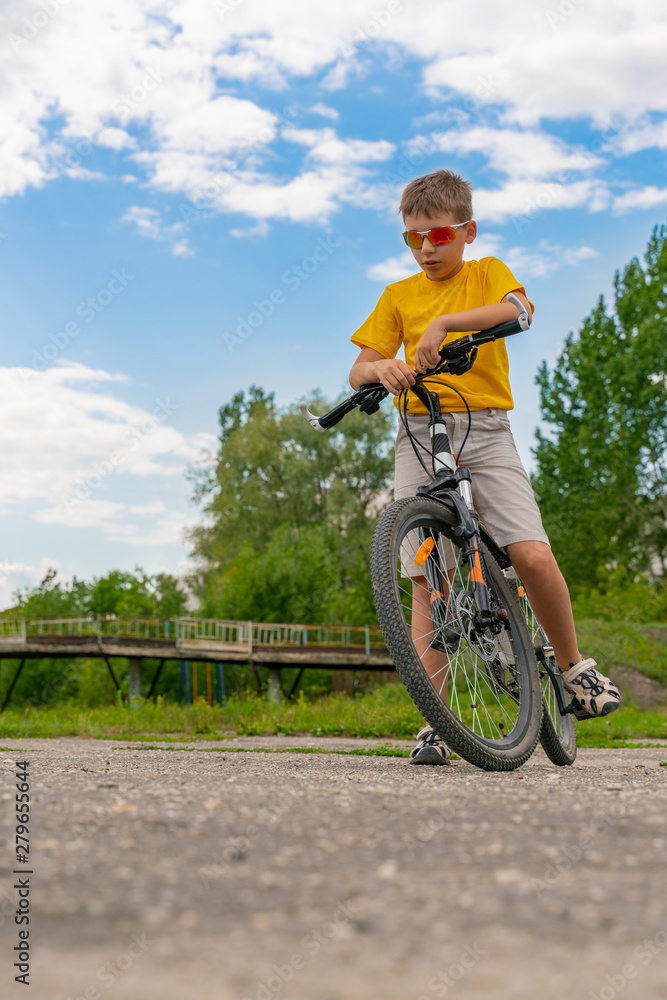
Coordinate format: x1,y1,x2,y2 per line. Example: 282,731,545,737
562,696,596,721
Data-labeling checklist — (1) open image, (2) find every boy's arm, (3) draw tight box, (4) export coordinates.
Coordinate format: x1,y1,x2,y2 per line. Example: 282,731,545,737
350,346,416,395
414,291,533,372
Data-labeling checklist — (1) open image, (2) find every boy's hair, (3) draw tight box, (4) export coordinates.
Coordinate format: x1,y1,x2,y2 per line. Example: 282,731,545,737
399,170,473,223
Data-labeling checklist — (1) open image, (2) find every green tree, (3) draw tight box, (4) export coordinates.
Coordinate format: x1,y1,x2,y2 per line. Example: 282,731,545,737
1,568,189,707
532,223,667,594
9,568,90,617
88,570,188,616
188,386,395,622
8,568,188,618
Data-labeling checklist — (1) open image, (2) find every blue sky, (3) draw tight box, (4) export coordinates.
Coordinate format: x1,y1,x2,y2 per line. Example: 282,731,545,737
2,0,667,607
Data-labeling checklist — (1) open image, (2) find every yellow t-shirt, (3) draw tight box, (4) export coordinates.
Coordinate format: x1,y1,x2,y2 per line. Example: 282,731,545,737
351,257,532,414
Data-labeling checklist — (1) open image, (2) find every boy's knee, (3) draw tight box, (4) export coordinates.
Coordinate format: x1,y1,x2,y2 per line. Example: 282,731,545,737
508,540,554,577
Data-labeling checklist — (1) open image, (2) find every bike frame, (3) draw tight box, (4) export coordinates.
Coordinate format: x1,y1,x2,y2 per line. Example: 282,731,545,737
410,382,501,616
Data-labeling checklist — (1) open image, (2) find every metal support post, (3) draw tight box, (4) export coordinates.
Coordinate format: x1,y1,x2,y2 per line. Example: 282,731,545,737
0,658,27,713
180,660,191,705
215,663,226,706
128,656,142,708
267,666,282,704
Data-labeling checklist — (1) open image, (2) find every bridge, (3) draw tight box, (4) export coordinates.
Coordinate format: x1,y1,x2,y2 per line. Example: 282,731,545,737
0,615,394,709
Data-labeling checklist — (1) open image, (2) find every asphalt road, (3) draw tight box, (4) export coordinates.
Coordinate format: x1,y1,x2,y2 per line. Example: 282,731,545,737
1,736,666,1000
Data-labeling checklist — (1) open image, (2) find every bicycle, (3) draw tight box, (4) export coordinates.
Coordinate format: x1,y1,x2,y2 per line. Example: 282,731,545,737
301,294,581,771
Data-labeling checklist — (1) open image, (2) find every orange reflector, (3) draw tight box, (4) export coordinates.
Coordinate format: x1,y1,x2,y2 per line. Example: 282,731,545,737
469,551,486,586
518,585,526,597
429,590,442,605
414,536,435,566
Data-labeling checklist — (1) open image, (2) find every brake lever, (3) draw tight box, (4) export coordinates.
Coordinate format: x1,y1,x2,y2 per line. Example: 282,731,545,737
418,344,477,380
443,346,477,376
299,382,388,432
299,402,326,432
358,384,389,414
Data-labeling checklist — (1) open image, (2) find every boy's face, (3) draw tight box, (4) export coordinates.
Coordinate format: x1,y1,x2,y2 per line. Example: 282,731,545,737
403,211,476,282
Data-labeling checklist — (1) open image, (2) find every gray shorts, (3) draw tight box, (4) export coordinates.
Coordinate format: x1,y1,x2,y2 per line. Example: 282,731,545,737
394,410,549,577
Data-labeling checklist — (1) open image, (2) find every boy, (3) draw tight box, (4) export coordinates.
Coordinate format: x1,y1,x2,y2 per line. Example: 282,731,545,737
349,170,620,765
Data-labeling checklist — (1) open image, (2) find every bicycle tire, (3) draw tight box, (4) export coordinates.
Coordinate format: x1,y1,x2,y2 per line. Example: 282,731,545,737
371,496,543,771
538,672,577,766
507,578,577,767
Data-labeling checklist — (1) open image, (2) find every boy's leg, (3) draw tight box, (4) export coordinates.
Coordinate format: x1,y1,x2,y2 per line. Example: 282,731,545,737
456,410,620,717
393,416,454,762
409,576,452,764
504,540,580,669
505,540,621,716
411,575,448,691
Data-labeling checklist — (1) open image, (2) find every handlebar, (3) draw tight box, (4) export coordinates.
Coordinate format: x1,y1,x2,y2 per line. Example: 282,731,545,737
300,293,530,432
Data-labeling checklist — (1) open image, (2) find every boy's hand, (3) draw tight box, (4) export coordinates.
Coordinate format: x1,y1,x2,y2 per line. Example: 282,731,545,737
374,358,416,395
414,319,448,373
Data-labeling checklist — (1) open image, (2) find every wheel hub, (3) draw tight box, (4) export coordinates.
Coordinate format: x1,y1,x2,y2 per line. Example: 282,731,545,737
455,591,499,663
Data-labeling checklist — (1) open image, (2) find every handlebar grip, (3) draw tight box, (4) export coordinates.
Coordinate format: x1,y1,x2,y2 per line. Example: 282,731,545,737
300,384,386,432
473,315,525,343
299,397,359,432
317,397,360,429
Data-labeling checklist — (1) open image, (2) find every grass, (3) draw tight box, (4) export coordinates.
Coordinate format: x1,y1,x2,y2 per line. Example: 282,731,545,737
576,620,667,685
0,687,423,741
0,684,666,750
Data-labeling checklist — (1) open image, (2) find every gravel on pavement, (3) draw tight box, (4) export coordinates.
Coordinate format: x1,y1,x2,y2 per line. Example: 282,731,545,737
1,736,666,1000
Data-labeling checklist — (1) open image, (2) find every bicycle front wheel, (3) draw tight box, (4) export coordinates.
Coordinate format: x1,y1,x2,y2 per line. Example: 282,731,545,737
371,496,543,771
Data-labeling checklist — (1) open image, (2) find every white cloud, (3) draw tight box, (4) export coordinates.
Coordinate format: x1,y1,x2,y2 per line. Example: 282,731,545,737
308,102,339,121
409,127,601,182
612,186,667,214
366,251,416,283
504,242,598,278
121,206,195,257
154,95,277,156
0,559,55,612
95,127,137,151
0,364,216,543
464,235,503,260
415,1,667,126
283,127,394,165
1,0,666,228
228,219,271,239
35,498,197,546
475,178,610,224
612,119,667,156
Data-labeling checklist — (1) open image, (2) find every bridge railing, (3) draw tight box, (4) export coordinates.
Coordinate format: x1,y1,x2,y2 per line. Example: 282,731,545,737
249,622,385,649
0,617,25,639
0,616,386,650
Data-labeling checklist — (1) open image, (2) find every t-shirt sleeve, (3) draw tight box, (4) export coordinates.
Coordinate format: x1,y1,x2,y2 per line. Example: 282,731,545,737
483,257,535,315
350,286,403,359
